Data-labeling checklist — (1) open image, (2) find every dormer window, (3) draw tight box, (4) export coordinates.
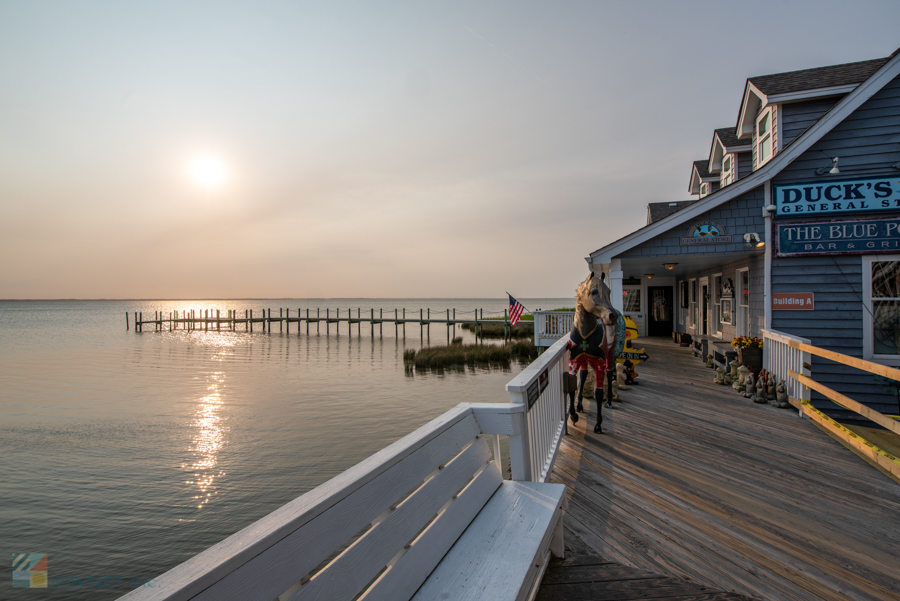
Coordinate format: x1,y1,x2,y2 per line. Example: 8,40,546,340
722,155,734,186
700,183,709,198
756,108,773,166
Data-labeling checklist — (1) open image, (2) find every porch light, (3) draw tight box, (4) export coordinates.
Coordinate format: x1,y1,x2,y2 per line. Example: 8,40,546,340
743,233,765,248
663,263,678,270
645,274,654,279
815,157,840,175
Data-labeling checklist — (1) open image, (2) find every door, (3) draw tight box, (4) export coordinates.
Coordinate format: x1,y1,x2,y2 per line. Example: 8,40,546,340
647,287,673,337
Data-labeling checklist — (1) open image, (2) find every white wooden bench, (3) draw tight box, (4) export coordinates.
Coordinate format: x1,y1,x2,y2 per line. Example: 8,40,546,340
119,403,566,601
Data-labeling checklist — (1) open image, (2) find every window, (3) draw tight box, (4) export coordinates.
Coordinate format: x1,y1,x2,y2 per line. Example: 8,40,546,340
863,256,900,362
721,155,733,187
756,108,773,166
623,288,641,313
700,182,709,198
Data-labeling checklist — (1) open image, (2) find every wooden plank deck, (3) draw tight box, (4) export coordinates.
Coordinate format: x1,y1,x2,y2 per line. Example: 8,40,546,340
539,337,900,601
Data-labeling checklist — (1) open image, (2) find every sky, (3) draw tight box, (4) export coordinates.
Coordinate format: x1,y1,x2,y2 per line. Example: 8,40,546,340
2,1,899,299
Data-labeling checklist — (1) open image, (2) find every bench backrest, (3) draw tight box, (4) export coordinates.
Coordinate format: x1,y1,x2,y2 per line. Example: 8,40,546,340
120,405,504,601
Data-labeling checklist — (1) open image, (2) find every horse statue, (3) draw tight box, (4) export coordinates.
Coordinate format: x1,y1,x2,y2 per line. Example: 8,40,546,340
567,271,626,433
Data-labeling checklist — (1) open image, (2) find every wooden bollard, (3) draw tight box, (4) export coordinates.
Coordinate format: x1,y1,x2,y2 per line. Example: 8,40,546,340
371,308,375,337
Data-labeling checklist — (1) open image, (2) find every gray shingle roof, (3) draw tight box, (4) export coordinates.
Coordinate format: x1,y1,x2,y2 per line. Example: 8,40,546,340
749,57,890,96
714,127,747,150
692,160,712,179
648,201,696,224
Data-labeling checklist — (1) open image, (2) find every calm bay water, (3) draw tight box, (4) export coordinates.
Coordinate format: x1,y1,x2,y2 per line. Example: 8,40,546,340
0,298,568,600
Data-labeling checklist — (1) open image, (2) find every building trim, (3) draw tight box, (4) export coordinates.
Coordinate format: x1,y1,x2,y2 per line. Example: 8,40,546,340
766,84,857,104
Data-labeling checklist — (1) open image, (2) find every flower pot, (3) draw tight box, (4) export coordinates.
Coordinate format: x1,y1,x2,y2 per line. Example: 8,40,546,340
738,347,762,374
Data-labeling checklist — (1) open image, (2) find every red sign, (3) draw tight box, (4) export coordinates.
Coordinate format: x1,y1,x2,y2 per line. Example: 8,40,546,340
772,292,814,310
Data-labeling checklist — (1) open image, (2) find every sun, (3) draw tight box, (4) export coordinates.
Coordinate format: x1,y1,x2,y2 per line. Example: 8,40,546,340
189,155,227,189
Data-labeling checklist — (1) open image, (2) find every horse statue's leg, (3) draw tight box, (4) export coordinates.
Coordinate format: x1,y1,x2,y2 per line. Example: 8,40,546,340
567,380,579,425
593,366,603,434
576,369,587,413
605,368,615,409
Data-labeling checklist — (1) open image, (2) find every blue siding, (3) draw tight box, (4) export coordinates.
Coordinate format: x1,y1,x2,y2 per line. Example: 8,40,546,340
770,74,900,421
619,186,766,259
774,74,900,184
736,151,752,182
779,98,841,148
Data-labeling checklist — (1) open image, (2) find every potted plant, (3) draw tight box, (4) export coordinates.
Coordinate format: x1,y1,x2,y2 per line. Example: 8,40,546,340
731,336,763,373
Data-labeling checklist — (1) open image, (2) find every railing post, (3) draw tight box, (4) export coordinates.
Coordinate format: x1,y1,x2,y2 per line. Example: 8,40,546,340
507,390,532,481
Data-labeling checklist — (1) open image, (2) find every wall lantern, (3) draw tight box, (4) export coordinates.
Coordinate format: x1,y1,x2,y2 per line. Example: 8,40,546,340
663,263,678,270
645,273,654,279
743,232,765,248
815,157,840,175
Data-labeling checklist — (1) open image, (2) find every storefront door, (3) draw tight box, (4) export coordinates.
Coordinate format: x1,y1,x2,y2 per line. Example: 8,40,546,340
648,287,673,337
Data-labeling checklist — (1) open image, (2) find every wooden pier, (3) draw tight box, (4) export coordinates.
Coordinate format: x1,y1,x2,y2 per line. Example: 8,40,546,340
539,336,900,601
127,307,529,340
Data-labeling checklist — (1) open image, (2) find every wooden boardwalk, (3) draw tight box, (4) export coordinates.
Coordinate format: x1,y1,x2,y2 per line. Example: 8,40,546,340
540,337,900,601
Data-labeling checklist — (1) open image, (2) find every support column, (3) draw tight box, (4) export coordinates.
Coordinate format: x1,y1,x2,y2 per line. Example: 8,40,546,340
763,181,773,333
609,258,624,314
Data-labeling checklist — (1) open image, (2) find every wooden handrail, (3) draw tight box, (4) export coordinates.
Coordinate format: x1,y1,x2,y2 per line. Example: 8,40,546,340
790,397,900,480
788,370,900,436
787,339,900,380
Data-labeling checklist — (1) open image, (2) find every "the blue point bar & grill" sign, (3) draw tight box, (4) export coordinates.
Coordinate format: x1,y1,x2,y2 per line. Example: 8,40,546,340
776,216,900,256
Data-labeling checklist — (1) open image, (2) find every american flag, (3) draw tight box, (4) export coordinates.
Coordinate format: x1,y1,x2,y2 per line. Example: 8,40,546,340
508,294,525,326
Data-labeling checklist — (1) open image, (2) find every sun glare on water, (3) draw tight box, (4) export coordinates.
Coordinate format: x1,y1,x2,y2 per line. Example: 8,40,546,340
189,155,228,190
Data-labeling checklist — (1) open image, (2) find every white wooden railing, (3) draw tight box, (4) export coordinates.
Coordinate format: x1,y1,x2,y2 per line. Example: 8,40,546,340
505,334,570,482
762,328,812,407
533,311,575,347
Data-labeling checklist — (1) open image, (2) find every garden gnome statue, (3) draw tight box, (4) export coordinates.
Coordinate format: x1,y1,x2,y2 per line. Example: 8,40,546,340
714,367,725,384
734,366,750,391
729,361,740,382
705,354,714,368
775,380,790,408
767,375,777,402
753,373,767,403
742,372,755,398
616,363,631,391
611,378,620,402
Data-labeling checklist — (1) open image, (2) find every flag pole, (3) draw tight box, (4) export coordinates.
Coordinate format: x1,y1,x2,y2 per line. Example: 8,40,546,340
505,292,529,313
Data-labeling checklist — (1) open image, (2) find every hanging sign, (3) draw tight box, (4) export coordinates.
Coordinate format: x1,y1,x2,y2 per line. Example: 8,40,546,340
776,216,900,256
622,278,641,285
680,220,732,245
772,293,814,310
773,176,900,218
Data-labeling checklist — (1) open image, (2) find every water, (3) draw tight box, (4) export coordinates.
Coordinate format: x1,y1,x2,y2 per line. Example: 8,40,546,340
0,298,568,599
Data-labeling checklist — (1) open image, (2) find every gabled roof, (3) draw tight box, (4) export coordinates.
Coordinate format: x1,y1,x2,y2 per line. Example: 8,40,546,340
708,127,752,173
688,160,717,194
749,57,889,96
592,51,900,264
736,55,893,139
647,201,696,225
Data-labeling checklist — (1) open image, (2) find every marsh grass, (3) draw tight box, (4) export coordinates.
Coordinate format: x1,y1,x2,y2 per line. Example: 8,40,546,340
404,339,539,369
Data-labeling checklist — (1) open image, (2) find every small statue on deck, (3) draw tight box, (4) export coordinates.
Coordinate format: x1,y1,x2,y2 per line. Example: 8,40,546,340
742,372,755,398
753,372,767,403
734,366,749,391
775,380,790,408
766,375,777,402
705,354,714,368
714,366,725,384
610,378,619,402
622,359,639,385
616,362,631,391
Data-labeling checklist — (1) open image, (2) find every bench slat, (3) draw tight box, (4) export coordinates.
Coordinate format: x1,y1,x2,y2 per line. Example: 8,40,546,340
188,413,481,601
361,460,503,601
411,481,566,601
291,437,494,601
